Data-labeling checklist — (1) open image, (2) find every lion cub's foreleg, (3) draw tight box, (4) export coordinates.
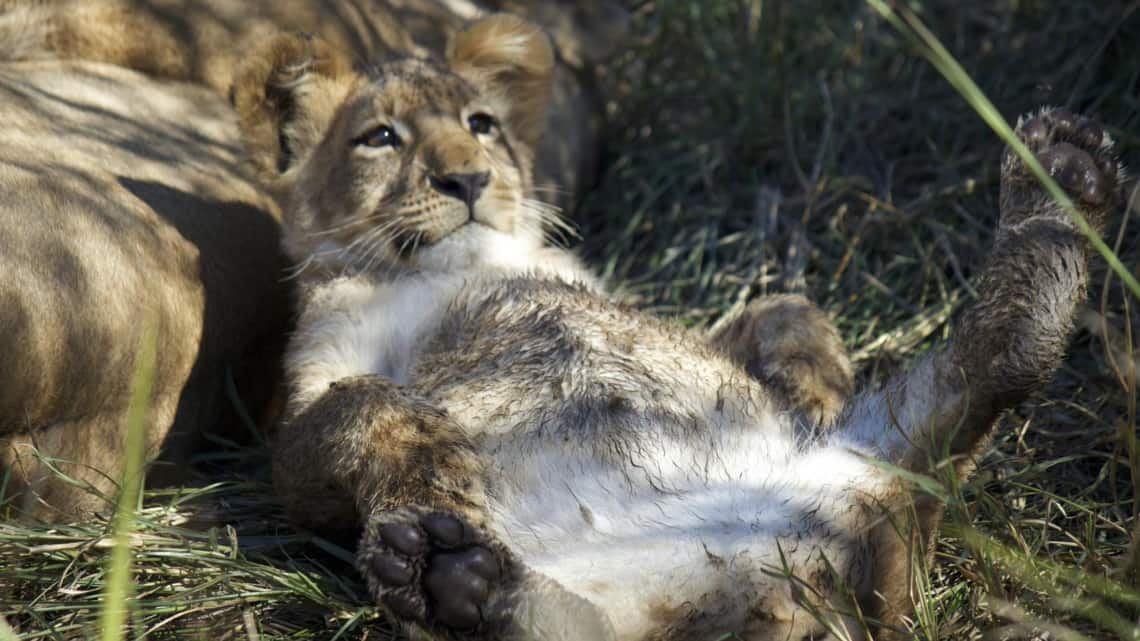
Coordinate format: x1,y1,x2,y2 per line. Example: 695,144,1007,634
272,376,488,533
277,377,565,639
708,294,853,426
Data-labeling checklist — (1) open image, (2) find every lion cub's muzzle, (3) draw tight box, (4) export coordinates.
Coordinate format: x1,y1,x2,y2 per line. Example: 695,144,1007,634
430,170,491,212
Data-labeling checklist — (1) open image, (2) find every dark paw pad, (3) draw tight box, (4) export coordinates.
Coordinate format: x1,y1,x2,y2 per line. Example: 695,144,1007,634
426,547,501,628
1013,109,1119,207
359,508,511,637
1036,142,1110,206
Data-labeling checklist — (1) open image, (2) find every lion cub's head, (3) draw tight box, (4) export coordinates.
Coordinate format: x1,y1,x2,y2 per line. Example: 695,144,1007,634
233,15,557,277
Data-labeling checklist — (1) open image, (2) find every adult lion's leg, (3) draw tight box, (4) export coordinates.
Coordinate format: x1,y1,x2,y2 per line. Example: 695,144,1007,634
707,294,853,426
2,415,127,520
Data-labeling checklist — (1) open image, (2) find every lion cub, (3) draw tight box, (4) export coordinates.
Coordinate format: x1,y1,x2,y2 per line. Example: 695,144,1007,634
234,15,1123,641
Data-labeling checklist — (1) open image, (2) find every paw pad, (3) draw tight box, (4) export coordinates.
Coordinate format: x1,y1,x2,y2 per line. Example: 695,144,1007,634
359,508,511,637
1009,108,1121,226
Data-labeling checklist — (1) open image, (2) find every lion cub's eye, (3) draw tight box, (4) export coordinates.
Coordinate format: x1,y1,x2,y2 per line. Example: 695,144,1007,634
467,113,497,136
354,125,401,149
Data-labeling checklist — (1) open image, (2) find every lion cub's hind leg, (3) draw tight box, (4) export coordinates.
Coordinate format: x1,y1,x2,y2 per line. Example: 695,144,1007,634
708,294,853,426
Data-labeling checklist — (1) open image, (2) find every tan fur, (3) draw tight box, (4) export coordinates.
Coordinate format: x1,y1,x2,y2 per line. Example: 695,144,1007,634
0,60,289,520
447,14,554,145
708,294,854,426
0,0,629,210
274,375,488,533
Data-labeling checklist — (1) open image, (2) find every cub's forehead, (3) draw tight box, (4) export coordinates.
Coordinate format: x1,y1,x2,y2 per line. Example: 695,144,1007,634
356,59,478,116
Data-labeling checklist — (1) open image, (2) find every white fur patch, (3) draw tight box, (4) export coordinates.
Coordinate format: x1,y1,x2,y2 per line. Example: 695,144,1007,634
487,430,883,639
288,225,597,410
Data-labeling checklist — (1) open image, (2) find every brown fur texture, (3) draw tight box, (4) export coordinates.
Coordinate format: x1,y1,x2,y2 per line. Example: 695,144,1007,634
708,294,854,426
0,0,629,210
845,109,1124,637
0,60,289,520
274,376,488,534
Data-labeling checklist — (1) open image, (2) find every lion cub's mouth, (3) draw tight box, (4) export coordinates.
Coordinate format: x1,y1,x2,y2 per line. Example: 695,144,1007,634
391,214,510,259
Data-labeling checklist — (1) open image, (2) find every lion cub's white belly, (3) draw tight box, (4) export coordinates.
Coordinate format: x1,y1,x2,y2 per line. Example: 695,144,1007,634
487,428,880,639
287,273,467,408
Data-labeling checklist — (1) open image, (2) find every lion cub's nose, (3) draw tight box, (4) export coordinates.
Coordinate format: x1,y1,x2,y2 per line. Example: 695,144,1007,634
430,171,490,210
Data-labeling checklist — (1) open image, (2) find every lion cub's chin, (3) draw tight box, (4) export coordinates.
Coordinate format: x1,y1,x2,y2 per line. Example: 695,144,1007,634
414,223,599,289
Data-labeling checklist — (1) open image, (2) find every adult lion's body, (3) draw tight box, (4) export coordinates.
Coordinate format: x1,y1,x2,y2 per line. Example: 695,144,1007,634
0,60,288,519
2,0,627,209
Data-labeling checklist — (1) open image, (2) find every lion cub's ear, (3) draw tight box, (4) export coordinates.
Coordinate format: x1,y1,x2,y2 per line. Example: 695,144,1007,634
448,15,554,146
231,33,356,177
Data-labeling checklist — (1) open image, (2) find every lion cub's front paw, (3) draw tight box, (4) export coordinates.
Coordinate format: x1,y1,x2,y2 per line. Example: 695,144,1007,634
358,507,518,639
1004,108,1122,231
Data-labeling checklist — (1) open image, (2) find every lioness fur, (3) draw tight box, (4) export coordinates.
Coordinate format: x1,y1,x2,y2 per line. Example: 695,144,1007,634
0,59,288,520
0,0,630,210
234,14,1125,641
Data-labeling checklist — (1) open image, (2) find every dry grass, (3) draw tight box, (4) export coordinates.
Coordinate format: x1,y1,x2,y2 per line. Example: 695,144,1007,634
3,0,1140,639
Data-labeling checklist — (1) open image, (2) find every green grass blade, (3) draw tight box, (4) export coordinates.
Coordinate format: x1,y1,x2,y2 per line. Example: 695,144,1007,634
97,318,159,641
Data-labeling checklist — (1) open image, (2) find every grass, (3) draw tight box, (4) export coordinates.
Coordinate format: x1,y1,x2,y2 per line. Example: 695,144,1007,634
3,0,1140,639
98,319,158,641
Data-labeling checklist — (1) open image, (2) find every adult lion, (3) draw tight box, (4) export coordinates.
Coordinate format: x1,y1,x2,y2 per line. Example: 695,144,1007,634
0,59,289,520
1,0,629,210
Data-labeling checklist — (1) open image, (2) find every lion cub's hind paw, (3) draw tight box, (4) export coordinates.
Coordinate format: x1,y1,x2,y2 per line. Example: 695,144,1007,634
1009,108,1122,217
359,508,515,639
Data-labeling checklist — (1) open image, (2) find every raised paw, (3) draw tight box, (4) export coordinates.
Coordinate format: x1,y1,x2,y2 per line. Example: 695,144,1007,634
358,507,518,639
708,294,853,427
1003,108,1122,232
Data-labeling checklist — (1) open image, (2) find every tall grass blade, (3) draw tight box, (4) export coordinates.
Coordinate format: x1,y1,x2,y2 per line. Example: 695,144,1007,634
0,615,19,641
97,318,158,641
